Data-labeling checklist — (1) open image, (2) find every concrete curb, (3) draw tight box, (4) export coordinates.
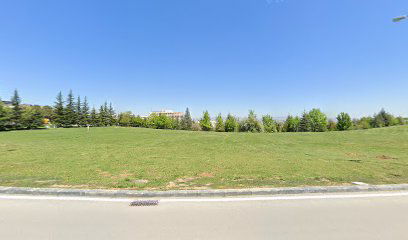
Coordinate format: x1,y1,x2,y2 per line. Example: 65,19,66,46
1,184,408,198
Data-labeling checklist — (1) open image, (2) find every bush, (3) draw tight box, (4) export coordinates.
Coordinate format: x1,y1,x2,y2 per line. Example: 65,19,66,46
200,111,213,131
191,121,202,131
284,115,300,132
224,114,239,132
371,109,395,128
353,117,372,130
262,115,277,133
336,112,352,131
240,110,262,133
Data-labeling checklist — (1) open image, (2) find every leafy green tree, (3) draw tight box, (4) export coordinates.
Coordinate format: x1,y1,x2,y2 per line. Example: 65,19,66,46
199,111,213,131
172,117,181,130
131,115,145,127
302,109,326,132
262,115,277,133
118,111,133,127
299,112,312,132
10,89,23,129
336,112,352,131
53,91,65,127
65,90,76,127
284,115,300,132
240,110,262,133
215,114,225,132
180,108,193,130
353,117,372,130
82,97,90,126
0,99,10,131
40,106,54,122
224,114,238,132
22,106,44,129
308,109,327,132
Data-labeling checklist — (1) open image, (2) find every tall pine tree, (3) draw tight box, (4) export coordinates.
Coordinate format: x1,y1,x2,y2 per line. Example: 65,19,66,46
53,91,65,127
76,96,82,126
90,107,99,126
108,102,116,126
82,97,90,126
65,90,76,127
180,108,193,130
299,112,312,132
11,89,23,129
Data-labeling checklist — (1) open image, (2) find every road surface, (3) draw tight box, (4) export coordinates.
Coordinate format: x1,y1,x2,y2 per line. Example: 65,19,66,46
0,192,407,239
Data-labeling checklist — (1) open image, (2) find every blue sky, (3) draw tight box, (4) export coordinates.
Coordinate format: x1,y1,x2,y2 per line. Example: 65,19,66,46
1,0,408,118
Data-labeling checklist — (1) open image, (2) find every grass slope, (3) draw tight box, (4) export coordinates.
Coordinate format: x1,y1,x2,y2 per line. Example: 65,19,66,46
1,126,408,190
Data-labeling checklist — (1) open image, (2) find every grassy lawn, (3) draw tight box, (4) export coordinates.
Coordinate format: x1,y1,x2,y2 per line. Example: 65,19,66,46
0,126,408,190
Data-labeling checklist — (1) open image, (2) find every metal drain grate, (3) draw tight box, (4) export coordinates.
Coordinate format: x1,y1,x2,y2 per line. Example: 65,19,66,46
129,200,159,207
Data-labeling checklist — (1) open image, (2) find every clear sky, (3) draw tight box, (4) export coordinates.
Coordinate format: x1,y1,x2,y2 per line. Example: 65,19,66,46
1,0,408,118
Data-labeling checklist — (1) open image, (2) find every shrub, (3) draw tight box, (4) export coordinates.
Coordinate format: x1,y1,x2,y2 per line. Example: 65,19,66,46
191,121,202,131
336,112,352,131
262,115,277,133
200,111,213,131
240,110,262,133
215,114,225,132
224,114,238,132
371,109,395,128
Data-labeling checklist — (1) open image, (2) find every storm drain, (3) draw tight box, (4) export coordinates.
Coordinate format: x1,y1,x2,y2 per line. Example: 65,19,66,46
129,200,159,207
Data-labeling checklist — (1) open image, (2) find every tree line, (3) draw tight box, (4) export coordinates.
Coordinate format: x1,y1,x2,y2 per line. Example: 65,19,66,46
1,89,407,132
117,108,407,133
0,89,116,131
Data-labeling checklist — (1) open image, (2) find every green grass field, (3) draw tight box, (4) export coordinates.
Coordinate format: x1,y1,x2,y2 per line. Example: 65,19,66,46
1,126,408,190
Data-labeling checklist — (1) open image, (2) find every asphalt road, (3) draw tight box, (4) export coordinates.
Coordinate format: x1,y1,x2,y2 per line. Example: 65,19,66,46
0,192,408,240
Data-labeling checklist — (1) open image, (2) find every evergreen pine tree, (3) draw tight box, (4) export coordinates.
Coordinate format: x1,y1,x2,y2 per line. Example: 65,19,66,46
262,115,277,133
90,107,99,127
224,114,238,132
215,114,225,132
82,97,90,126
199,111,213,131
53,91,65,127
299,112,312,132
108,102,116,126
180,108,193,130
65,90,76,127
11,89,23,129
76,96,82,126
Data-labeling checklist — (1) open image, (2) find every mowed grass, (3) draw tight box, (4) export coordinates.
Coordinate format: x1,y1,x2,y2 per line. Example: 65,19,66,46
1,126,408,190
